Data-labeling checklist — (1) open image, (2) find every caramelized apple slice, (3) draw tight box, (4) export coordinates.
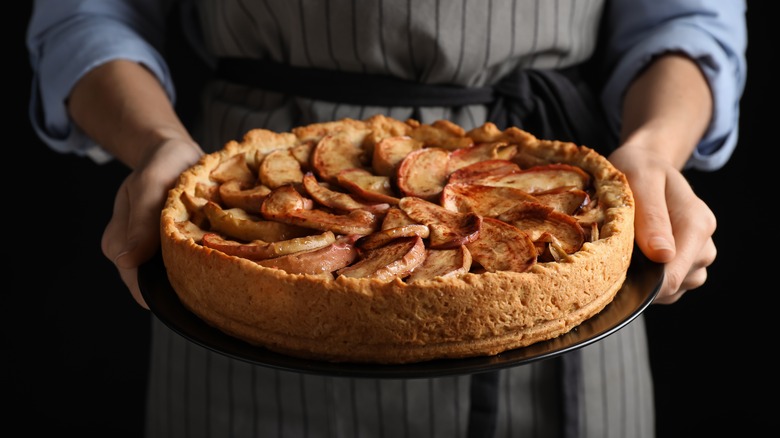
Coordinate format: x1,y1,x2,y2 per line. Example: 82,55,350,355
255,235,361,275
262,185,380,235
337,236,426,281
372,135,423,177
398,197,481,249
210,153,255,184
533,187,590,215
446,142,518,174
381,207,418,229
465,217,537,273
302,172,389,213
498,202,585,254
218,180,271,213
574,199,606,232
440,183,537,217
180,191,209,228
260,185,314,221
407,119,474,150
311,130,369,183
336,168,400,204
396,147,450,202
407,246,472,283
356,224,431,250
203,201,311,242
201,230,336,261
533,232,574,262
447,159,521,185
289,141,315,170
471,163,591,193
363,114,413,149
258,148,305,189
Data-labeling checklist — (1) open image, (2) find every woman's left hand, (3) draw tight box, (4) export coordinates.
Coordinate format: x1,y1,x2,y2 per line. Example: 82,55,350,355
608,146,717,304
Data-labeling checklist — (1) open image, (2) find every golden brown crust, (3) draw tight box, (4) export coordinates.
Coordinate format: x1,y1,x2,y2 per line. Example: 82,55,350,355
160,116,634,364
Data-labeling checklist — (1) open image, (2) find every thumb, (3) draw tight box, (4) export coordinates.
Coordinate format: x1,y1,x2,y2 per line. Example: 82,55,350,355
631,181,676,264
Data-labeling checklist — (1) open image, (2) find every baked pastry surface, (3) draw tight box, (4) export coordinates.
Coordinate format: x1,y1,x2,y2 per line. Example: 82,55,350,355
160,115,635,364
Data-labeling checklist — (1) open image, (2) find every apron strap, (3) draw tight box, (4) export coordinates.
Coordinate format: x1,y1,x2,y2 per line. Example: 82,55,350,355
215,57,615,154
215,57,615,438
215,57,494,107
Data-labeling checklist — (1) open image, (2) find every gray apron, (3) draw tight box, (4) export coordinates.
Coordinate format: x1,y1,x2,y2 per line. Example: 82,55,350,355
144,1,655,437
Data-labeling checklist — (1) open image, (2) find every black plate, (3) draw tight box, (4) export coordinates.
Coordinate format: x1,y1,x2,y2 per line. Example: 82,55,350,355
139,250,662,379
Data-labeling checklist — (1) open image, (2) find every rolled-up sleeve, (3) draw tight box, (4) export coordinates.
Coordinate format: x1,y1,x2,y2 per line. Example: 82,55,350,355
26,0,175,163
600,0,747,171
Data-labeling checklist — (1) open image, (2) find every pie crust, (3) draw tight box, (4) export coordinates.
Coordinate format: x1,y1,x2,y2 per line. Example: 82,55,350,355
160,115,635,364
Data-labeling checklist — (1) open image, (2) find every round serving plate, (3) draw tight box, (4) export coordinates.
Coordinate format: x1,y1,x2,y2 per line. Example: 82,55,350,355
139,250,661,379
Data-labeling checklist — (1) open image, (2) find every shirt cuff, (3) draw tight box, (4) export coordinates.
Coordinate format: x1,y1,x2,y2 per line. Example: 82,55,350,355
29,21,174,163
601,25,744,171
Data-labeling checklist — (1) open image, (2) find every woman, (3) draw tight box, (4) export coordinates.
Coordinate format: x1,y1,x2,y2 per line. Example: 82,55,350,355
27,1,747,436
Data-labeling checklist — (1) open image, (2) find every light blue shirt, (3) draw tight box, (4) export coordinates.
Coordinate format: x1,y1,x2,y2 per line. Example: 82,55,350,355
27,0,747,171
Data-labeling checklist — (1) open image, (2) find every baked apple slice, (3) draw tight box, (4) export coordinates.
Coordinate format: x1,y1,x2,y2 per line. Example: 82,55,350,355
302,172,389,213
260,185,314,220
372,135,423,177
533,187,590,215
407,246,472,283
440,183,537,217
289,141,315,169
381,206,418,229
201,230,336,261
209,153,255,185
218,179,271,213
255,234,361,276
262,185,380,236
311,130,369,183
356,224,431,250
337,235,426,281
258,148,305,189
396,147,450,202
471,163,591,193
203,200,312,242
446,159,521,185
179,191,210,229
336,168,400,204
465,217,537,273
407,119,474,150
398,197,481,249
446,142,518,174
498,202,585,254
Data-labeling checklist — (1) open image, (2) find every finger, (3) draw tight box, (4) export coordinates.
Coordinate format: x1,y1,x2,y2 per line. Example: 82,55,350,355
120,172,164,269
119,265,148,310
101,179,132,264
101,175,157,309
631,173,676,264
655,197,717,303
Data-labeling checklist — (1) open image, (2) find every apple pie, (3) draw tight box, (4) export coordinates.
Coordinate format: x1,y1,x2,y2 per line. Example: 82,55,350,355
160,115,635,364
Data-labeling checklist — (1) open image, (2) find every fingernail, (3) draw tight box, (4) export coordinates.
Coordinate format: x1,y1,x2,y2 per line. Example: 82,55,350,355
114,242,138,267
648,236,673,252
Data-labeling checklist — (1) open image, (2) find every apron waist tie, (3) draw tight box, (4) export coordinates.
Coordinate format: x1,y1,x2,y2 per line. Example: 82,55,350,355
215,57,615,153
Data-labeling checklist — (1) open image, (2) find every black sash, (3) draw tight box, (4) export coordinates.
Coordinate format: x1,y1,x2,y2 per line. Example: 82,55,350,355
216,57,615,438
216,57,616,155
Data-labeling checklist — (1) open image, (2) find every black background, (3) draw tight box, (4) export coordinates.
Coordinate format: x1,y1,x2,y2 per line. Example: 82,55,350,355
4,3,772,437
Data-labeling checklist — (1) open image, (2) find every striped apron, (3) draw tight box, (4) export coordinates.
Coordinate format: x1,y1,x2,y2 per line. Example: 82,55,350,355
145,1,655,437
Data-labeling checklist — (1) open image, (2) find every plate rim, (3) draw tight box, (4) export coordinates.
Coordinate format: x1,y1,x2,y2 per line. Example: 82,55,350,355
138,249,662,379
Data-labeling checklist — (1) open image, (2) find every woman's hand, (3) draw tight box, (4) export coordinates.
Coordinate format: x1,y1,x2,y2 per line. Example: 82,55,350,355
616,53,716,304
608,146,717,304
101,138,203,309
67,60,203,308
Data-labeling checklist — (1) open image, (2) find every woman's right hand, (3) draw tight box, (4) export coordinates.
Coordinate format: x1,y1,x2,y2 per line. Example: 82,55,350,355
101,138,203,308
